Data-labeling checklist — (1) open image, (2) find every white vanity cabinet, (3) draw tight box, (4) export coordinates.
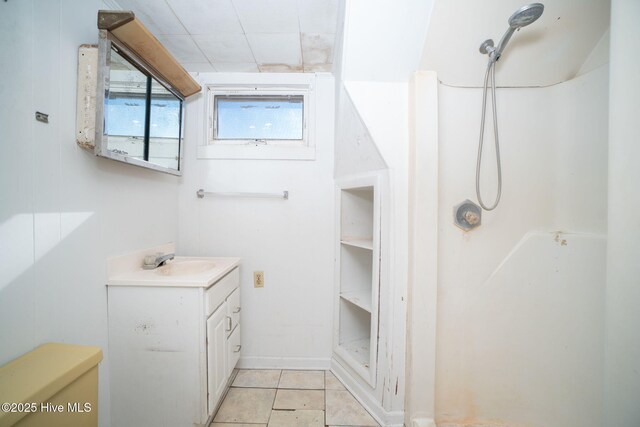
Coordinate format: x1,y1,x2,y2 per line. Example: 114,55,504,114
107,261,241,427
204,268,242,414
207,303,230,412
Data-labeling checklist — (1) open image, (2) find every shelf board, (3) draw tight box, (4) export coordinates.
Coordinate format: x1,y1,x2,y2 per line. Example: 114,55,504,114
340,291,372,313
340,238,373,250
340,338,370,369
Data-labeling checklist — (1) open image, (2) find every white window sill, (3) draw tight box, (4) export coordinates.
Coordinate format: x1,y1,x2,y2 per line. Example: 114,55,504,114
197,144,316,160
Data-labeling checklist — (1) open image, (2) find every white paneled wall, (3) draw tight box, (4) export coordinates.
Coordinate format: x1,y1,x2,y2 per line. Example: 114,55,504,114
605,0,640,425
0,0,36,365
178,73,336,369
0,2,180,426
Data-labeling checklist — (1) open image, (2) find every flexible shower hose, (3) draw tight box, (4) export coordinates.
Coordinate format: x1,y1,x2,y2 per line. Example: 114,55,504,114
476,61,502,211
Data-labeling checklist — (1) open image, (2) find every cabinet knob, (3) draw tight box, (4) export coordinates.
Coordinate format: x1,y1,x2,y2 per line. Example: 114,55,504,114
233,307,241,314
234,345,242,353
226,316,232,331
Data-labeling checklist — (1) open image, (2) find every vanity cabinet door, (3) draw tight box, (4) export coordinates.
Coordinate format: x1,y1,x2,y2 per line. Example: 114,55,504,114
227,325,241,378
207,303,228,415
226,287,241,335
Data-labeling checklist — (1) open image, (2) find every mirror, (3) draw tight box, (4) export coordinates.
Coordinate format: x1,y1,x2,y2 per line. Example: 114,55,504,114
96,32,184,175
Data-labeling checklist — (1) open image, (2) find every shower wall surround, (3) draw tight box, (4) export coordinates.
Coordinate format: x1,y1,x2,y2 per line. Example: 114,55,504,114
410,65,609,427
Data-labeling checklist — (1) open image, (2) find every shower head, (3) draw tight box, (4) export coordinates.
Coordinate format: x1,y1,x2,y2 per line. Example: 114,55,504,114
480,3,544,62
508,3,544,28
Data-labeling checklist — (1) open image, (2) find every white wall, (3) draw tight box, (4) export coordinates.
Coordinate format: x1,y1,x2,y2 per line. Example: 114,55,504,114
341,0,434,82
406,71,439,427
409,65,609,427
334,87,386,177
178,73,336,369
0,1,180,426
604,0,640,425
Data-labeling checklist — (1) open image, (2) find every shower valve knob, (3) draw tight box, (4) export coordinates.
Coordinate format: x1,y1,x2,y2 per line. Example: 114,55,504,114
454,200,482,231
464,211,480,225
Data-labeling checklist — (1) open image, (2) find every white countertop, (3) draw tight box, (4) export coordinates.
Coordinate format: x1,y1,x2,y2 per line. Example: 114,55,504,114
107,256,241,288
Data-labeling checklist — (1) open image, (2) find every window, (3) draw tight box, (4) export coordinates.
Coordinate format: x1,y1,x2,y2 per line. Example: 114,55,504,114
201,81,316,160
215,95,304,142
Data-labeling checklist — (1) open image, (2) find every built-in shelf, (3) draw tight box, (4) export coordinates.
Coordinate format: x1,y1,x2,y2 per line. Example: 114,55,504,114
340,244,373,296
340,338,370,368
340,291,372,313
335,177,379,388
340,238,373,250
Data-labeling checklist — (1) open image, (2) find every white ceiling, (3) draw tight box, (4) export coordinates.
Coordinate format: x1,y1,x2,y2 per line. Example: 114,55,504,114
114,0,339,73
420,0,610,87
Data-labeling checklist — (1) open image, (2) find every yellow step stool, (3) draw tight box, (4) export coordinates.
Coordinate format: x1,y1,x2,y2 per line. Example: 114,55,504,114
0,343,102,427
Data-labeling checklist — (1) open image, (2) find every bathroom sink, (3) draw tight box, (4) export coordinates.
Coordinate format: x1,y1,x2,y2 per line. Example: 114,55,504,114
107,256,240,288
155,259,216,276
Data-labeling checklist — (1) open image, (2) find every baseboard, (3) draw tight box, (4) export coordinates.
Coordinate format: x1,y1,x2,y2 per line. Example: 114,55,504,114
411,418,437,427
331,358,405,427
436,424,507,427
238,356,331,370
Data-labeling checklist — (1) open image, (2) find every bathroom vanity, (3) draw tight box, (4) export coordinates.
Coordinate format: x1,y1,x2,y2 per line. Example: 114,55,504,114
106,246,240,427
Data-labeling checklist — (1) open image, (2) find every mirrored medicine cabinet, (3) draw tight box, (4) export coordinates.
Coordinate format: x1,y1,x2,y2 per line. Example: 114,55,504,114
77,11,201,176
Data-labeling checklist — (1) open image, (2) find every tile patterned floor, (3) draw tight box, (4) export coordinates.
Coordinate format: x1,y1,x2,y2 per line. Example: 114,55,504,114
211,370,380,427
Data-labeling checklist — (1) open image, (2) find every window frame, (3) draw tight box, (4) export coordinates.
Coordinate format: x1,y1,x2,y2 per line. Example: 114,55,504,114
212,91,307,146
199,80,316,160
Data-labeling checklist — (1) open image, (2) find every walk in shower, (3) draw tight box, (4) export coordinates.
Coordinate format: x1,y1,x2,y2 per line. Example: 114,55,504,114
407,1,611,426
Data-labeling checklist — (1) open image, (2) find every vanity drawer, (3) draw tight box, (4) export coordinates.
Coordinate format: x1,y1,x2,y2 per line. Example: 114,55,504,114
226,288,241,333
227,325,241,378
205,267,239,316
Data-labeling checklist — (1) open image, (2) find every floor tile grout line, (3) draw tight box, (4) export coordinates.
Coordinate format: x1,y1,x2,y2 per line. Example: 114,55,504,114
265,385,278,426
324,370,328,426
216,370,376,427
277,369,284,389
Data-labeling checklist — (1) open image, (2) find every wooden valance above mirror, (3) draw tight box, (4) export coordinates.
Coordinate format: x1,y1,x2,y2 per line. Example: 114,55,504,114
97,10,201,98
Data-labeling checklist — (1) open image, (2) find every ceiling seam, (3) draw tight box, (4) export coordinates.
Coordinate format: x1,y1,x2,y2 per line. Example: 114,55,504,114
163,0,215,71
161,0,188,35
230,0,259,71
296,0,305,72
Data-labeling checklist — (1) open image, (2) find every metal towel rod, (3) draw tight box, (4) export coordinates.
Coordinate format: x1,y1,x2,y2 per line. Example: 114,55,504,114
196,189,289,200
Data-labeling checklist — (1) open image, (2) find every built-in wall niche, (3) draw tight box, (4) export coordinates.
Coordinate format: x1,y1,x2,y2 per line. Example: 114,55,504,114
76,11,201,176
334,175,381,387
340,187,374,249
338,299,372,368
340,244,373,312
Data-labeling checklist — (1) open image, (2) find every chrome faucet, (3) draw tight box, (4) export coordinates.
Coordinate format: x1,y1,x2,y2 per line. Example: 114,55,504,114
143,252,175,270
